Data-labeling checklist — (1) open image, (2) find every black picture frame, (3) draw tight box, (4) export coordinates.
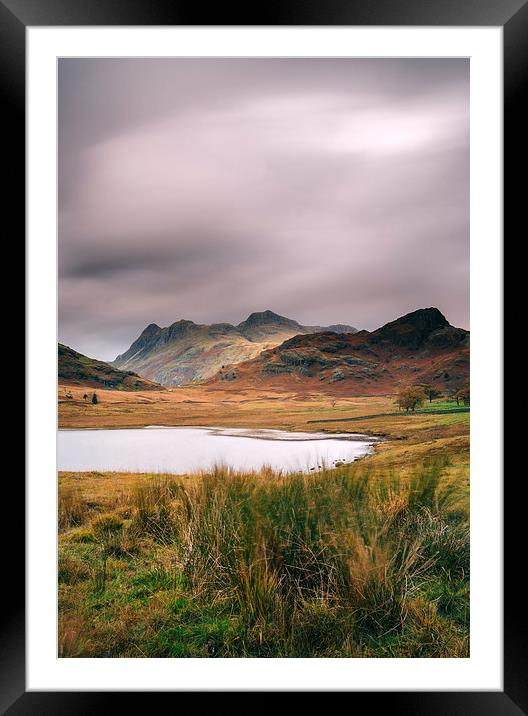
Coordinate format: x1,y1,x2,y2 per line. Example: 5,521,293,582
5,0,519,711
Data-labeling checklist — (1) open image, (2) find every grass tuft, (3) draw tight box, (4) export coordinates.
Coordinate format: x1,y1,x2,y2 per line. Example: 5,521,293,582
59,487,89,531
58,460,469,657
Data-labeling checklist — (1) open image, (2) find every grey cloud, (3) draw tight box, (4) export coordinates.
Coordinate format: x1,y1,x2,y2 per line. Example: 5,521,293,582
58,58,469,361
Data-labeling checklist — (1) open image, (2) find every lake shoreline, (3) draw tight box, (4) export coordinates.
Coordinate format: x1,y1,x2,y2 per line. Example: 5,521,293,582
58,425,378,474
58,423,384,441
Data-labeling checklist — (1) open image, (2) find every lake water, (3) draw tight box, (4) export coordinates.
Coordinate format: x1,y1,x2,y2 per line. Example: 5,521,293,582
58,426,377,474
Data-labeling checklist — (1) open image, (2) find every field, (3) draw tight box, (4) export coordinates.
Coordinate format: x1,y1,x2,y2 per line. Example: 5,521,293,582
58,384,469,658
59,383,468,436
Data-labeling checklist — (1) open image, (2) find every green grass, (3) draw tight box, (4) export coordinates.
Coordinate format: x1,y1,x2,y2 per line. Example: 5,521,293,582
419,400,469,412
59,459,469,658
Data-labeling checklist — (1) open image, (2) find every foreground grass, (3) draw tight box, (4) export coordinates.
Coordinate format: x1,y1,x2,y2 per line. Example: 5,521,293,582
59,456,469,658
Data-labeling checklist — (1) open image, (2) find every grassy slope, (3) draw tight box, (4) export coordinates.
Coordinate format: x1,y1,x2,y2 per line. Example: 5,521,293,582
58,343,164,392
58,386,469,658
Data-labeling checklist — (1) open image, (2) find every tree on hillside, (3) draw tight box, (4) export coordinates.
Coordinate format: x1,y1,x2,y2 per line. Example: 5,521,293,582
454,383,470,406
395,385,427,412
83,393,88,401
92,392,98,404
418,383,442,403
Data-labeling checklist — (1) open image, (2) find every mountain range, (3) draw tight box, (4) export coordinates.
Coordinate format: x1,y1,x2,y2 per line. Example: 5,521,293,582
207,307,469,395
59,307,469,396
113,310,357,386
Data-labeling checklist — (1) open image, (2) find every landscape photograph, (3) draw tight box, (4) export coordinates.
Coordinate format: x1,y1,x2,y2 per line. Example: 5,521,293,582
58,58,470,659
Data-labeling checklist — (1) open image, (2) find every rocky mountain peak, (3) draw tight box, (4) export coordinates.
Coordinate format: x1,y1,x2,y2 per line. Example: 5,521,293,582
373,307,452,349
239,310,299,328
113,310,360,385
403,307,448,329
140,322,161,336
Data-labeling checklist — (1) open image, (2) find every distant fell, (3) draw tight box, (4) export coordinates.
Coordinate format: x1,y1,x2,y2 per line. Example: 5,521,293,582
207,307,469,396
58,343,164,391
113,311,358,386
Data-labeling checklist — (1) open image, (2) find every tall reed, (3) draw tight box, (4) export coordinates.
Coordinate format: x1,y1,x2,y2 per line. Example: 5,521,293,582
59,460,469,657
166,462,468,647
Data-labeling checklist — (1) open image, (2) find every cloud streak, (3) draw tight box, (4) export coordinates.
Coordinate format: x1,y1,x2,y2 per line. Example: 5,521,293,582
59,59,469,361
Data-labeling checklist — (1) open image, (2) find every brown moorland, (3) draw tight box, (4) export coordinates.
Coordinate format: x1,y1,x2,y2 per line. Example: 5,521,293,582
208,307,469,396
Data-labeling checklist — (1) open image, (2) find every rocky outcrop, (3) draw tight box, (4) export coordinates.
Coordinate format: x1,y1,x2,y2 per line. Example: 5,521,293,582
113,311,358,386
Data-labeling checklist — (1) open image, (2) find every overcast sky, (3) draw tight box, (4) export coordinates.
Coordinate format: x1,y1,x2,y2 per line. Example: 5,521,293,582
58,58,469,361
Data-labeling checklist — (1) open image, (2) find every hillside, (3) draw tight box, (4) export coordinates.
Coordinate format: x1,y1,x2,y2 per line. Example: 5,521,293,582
58,343,164,391
113,310,357,386
208,308,469,396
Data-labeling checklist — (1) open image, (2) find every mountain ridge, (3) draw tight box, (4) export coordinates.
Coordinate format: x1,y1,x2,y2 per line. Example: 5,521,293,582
208,308,469,396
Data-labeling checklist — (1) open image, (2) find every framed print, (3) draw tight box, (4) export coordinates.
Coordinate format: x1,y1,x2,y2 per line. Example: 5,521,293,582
4,0,521,710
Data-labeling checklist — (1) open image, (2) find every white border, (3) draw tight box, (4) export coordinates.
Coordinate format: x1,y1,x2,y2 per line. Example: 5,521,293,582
27,27,502,691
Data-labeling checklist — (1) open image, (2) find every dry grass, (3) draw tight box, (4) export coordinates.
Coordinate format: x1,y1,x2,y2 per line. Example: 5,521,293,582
58,386,469,658
58,487,89,530
58,456,469,658
58,384,417,432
